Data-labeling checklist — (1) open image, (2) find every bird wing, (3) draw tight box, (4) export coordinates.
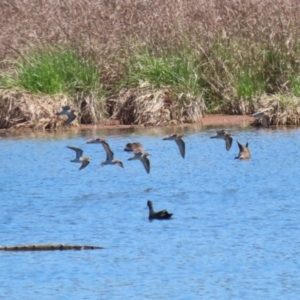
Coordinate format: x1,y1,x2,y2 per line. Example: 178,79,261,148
163,134,175,140
156,209,172,218
237,141,244,152
79,159,89,170
67,146,83,159
102,141,114,160
65,113,76,125
56,106,70,115
225,136,233,151
116,161,124,168
211,130,224,139
175,138,185,158
141,156,150,174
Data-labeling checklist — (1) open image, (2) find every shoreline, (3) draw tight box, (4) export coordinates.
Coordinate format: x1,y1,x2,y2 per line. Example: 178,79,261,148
79,114,255,130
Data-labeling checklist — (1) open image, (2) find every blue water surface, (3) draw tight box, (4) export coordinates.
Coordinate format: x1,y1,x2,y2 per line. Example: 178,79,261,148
1,125,300,300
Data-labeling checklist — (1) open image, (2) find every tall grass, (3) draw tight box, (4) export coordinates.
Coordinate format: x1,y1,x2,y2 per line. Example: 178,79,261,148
1,0,300,116
123,52,204,96
2,46,103,97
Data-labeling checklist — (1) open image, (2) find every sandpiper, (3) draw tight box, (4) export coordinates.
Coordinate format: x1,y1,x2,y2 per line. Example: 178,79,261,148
124,142,144,152
56,106,77,125
235,141,251,159
252,108,271,127
67,146,90,170
86,138,124,168
163,133,185,158
147,200,173,220
210,130,233,151
128,151,150,174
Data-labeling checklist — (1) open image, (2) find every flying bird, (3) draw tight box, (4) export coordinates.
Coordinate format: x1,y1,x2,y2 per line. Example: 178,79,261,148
163,133,185,158
86,138,123,168
252,109,270,127
128,151,150,174
124,142,144,153
56,106,77,125
210,130,233,151
67,146,90,170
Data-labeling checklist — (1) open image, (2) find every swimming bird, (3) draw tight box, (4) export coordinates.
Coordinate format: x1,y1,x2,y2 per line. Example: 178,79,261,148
163,133,185,158
67,146,90,170
210,130,233,151
124,142,144,152
128,151,150,174
147,200,173,220
56,106,77,125
86,138,123,168
235,141,251,159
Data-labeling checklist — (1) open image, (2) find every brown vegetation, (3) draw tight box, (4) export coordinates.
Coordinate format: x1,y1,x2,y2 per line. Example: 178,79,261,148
0,89,89,129
1,0,300,128
1,0,299,63
108,83,205,126
253,94,300,126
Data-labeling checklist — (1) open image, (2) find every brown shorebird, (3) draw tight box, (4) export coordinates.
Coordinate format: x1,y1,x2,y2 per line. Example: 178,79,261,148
235,141,251,159
56,106,77,125
210,130,233,151
147,200,173,220
128,151,150,174
163,133,185,158
124,142,144,152
252,108,271,127
67,146,90,170
86,138,123,168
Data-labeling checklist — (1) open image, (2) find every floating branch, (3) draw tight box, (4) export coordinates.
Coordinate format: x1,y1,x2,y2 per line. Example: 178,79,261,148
0,244,103,251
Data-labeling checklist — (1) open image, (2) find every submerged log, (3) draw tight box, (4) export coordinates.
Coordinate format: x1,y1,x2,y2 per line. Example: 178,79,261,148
0,244,103,251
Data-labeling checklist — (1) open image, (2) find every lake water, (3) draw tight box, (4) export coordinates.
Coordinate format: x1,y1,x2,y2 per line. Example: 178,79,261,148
1,125,300,300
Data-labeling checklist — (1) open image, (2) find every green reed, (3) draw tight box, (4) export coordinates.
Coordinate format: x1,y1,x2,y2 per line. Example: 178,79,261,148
2,46,103,97
123,51,205,96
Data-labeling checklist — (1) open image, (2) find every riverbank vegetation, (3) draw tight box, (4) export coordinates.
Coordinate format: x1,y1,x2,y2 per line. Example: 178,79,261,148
1,0,300,128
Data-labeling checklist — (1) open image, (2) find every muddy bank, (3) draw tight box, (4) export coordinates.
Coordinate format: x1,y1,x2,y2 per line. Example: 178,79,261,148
0,88,257,131
79,114,255,130
199,114,254,127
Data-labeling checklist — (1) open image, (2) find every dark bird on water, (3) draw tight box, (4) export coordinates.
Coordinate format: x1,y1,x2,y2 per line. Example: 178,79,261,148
147,200,173,220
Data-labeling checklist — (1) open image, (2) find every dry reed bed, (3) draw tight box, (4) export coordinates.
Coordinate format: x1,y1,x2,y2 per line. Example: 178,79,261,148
1,0,298,63
0,84,205,129
1,0,300,127
0,89,105,129
108,82,205,126
253,94,300,126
